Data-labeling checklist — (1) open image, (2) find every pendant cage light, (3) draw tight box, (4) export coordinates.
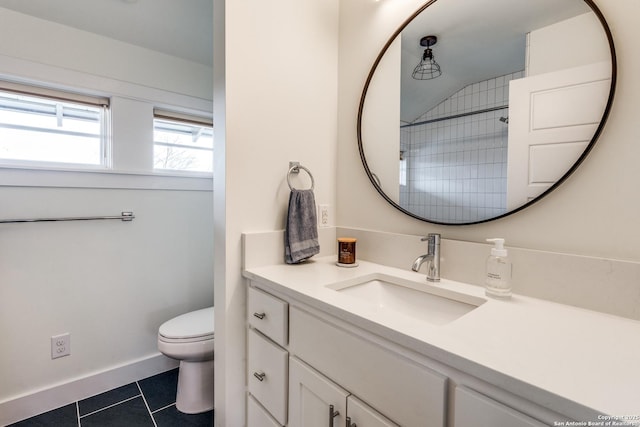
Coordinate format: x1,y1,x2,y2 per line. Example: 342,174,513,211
412,35,442,80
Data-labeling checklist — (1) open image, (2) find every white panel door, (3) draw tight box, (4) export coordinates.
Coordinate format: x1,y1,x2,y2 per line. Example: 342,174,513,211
507,62,611,208
289,357,349,427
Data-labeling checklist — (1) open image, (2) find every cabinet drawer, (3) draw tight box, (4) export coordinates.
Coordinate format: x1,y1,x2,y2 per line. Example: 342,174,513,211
247,328,288,425
248,286,288,346
290,307,447,427
247,394,282,427
454,387,547,427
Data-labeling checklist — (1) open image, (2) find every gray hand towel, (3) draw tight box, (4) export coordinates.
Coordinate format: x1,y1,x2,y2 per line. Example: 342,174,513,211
285,189,320,264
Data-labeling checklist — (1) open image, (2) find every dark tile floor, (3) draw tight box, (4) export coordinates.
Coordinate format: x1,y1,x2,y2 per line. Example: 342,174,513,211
8,368,214,427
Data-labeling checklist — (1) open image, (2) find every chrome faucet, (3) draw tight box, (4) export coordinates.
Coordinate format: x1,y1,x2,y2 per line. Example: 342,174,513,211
412,233,441,282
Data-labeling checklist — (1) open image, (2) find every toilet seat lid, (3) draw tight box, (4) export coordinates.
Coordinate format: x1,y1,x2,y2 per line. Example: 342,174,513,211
159,307,214,340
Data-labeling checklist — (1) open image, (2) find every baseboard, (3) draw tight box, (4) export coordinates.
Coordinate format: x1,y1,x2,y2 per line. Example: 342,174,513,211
0,352,179,426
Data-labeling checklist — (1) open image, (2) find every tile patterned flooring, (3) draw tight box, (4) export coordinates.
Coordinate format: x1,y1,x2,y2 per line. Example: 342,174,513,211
8,368,214,426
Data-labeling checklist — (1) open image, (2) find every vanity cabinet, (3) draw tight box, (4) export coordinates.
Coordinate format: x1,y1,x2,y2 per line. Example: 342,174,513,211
247,284,427,426
247,282,557,427
289,356,398,427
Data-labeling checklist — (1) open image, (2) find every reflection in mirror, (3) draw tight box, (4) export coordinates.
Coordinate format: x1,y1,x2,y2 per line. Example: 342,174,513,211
359,0,615,225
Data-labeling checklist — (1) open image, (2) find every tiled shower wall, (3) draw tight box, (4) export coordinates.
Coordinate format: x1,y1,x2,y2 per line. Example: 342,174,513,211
400,71,523,223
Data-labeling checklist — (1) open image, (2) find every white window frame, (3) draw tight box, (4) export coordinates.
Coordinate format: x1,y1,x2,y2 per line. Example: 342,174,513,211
0,56,212,192
0,80,111,170
153,108,213,175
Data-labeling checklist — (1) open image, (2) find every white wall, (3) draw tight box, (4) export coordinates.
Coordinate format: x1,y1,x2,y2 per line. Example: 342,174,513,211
0,6,214,414
338,0,640,263
361,37,401,202
0,188,213,401
213,0,339,424
0,8,211,100
528,11,610,76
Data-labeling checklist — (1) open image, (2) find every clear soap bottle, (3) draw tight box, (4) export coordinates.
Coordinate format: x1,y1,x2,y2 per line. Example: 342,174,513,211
485,238,512,299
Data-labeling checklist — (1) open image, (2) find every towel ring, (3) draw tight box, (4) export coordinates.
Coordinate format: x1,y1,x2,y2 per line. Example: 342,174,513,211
287,165,315,191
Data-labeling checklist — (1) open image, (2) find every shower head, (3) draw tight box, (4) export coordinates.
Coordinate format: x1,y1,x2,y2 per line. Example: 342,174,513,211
499,116,509,124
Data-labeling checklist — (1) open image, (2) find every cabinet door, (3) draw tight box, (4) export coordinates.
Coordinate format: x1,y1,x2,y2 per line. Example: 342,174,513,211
347,395,399,427
289,357,349,427
454,387,547,427
248,395,283,427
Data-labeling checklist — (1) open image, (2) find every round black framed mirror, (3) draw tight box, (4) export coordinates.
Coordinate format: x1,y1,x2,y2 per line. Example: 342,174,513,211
357,0,616,225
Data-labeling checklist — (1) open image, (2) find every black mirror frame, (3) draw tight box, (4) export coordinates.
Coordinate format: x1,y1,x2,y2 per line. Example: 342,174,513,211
356,0,617,226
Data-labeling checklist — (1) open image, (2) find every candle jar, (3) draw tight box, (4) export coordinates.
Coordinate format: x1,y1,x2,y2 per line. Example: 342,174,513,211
337,238,357,265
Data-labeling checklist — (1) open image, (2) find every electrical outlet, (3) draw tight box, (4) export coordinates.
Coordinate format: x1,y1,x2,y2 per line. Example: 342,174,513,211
51,333,70,359
318,204,330,227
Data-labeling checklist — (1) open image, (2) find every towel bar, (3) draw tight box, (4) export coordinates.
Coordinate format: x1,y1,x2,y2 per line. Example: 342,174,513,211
0,211,135,224
287,164,315,191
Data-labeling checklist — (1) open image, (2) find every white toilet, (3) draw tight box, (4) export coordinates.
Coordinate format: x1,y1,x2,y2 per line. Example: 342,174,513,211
157,306,214,414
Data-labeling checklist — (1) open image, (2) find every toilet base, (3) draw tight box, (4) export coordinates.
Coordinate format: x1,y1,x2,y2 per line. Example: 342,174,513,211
176,359,214,414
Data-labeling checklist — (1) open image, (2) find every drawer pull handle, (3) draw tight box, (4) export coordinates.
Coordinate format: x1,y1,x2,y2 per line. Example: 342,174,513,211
329,404,339,427
253,312,266,320
253,371,266,381
346,417,357,427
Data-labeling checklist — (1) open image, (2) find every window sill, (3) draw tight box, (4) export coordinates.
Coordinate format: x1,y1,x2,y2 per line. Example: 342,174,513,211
0,165,212,191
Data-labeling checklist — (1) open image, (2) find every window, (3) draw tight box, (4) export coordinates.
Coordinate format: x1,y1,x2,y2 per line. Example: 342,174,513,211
153,109,213,173
0,81,109,167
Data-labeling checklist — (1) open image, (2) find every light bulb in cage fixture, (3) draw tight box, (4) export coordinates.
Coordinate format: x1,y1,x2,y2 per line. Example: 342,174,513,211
412,35,442,80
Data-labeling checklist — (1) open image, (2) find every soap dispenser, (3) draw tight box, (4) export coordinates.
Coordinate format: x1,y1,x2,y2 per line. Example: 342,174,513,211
485,238,512,299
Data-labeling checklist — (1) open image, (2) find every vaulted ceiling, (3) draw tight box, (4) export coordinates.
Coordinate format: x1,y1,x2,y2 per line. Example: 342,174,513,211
0,0,213,66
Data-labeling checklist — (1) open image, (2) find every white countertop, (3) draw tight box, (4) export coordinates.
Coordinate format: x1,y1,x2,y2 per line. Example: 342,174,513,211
244,256,640,424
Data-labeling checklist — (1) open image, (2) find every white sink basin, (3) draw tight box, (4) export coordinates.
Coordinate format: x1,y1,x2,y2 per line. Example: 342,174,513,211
327,274,485,326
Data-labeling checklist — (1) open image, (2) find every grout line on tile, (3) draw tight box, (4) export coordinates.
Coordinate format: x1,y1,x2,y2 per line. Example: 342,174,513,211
136,381,158,427
78,394,140,419
76,401,81,427
151,402,176,414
